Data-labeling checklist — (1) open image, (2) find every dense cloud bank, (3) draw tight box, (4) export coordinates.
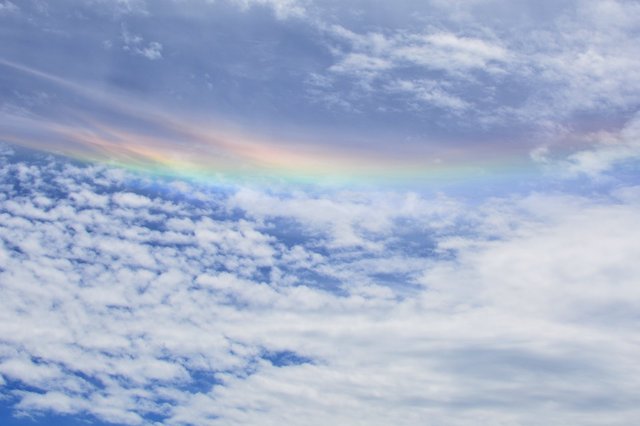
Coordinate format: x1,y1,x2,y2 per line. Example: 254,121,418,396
1,146,639,425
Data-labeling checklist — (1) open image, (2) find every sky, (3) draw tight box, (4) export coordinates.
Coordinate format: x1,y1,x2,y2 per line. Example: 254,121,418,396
0,1,640,425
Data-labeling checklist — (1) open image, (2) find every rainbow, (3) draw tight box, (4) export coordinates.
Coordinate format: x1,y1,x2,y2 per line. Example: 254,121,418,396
1,111,540,189
0,59,592,188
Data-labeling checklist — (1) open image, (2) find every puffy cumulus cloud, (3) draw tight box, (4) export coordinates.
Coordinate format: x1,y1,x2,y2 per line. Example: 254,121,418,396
1,146,640,425
228,187,462,250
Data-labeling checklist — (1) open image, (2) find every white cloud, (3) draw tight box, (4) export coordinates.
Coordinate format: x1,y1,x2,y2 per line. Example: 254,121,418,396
121,26,163,60
1,148,639,425
328,26,510,79
0,1,18,14
386,79,469,111
533,113,640,178
112,192,153,208
17,391,84,415
328,53,393,78
138,41,163,60
230,0,307,19
307,0,640,130
0,359,63,385
93,0,148,16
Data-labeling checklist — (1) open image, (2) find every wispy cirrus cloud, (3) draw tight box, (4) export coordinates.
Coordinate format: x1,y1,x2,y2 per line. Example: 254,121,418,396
229,0,308,19
328,26,510,78
120,25,163,60
304,0,640,135
0,1,17,14
2,0,640,170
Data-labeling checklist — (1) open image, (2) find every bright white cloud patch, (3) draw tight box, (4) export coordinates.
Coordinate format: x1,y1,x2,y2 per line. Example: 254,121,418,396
0,146,639,425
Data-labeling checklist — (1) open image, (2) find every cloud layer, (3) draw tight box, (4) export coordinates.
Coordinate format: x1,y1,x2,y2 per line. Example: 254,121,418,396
1,145,639,425
2,0,640,169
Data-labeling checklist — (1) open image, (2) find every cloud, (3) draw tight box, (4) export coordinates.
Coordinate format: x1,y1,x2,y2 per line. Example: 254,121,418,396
303,0,640,133
0,1,17,14
0,146,639,425
328,26,510,79
385,79,469,112
3,0,639,171
532,113,640,178
563,116,640,177
328,52,393,78
112,192,153,208
230,0,307,19
313,24,512,115
121,26,163,60
1,3,640,425
93,0,149,16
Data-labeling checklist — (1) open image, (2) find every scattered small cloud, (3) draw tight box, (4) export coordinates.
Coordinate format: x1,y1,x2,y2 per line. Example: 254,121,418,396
385,79,469,112
121,25,163,60
229,0,306,19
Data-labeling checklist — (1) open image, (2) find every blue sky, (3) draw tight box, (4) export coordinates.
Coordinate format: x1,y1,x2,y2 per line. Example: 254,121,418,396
1,1,640,425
